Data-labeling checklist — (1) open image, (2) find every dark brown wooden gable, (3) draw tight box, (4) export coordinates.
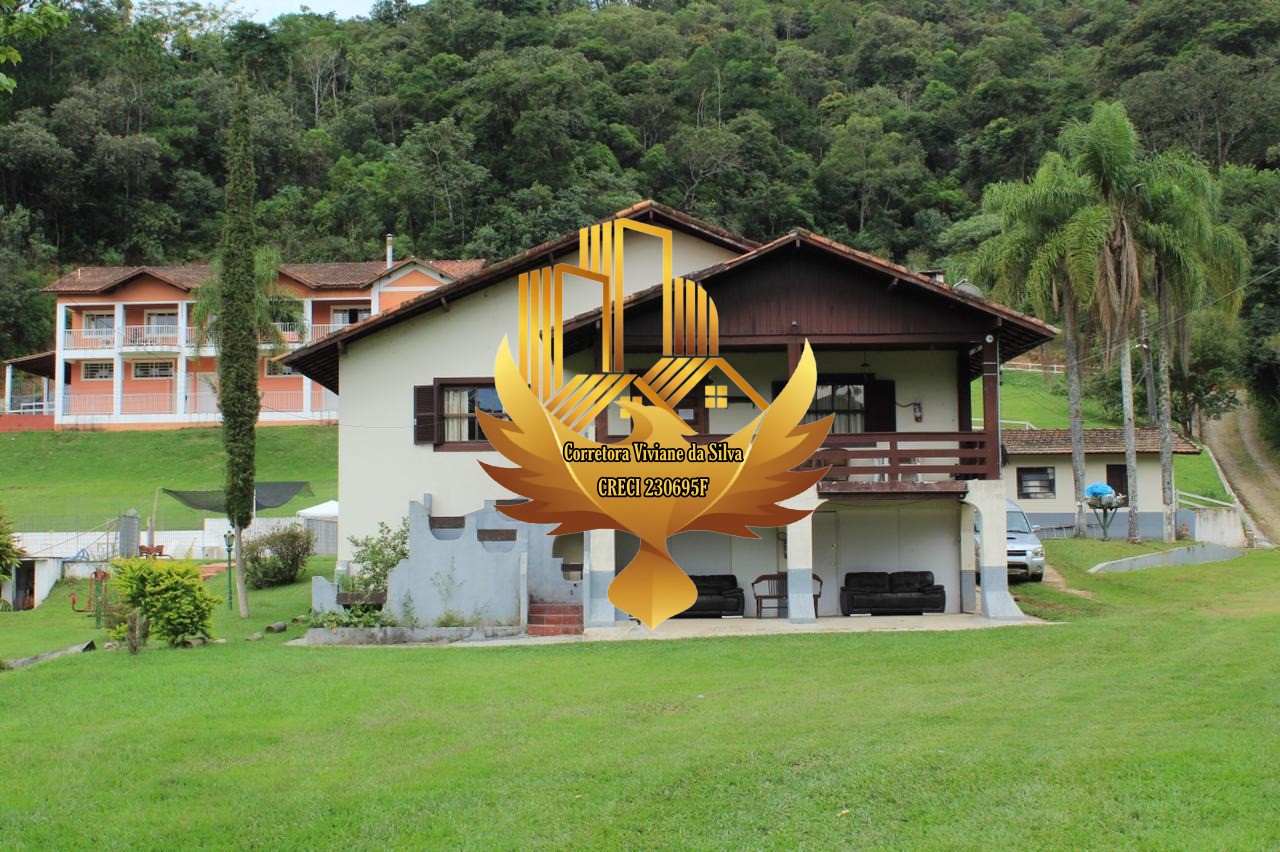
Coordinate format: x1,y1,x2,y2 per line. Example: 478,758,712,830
623,245,996,342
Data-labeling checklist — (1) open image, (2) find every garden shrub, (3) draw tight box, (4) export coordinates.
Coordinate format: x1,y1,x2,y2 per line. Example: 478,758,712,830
308,607,393,628
347,517,409,594
244,524,315,589
112,558,220,647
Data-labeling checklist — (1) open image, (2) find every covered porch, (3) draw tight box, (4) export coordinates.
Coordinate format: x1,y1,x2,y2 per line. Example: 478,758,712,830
581,480,1024,627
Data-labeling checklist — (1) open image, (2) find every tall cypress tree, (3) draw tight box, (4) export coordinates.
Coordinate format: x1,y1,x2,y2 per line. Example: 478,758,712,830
219,77,259,618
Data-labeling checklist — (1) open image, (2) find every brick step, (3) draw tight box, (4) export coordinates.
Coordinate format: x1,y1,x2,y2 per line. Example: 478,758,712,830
527,624,584,637
528,613,584,626
528,604,584,616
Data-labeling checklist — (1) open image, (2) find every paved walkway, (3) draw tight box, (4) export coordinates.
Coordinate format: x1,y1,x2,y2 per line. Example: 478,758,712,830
424,611,1050,648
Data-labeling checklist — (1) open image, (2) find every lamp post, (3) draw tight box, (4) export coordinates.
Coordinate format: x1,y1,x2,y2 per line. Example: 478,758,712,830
223,528,234,610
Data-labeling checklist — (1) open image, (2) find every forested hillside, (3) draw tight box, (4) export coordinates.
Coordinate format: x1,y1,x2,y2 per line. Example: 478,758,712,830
3,0,1280,429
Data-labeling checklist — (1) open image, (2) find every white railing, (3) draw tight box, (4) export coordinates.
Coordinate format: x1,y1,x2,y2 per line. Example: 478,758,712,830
59,391,336,419
1176,489,1236,509
121,324,182,349
67,321,345,352
1003,361,1066,375
972,418,1037,430
3,399,54,415
307,323,351,343
63,328,118,350
62,393,176,415
260,389,304,412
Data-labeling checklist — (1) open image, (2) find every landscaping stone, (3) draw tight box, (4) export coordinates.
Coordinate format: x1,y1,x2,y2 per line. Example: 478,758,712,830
265,622,288,633
246,632,264,641
104,641,119,650
212,638,227,644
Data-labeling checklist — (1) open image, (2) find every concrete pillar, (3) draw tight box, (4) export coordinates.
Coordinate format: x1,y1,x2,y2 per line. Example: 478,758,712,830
584,527,617,627
176,302,188,417
53,302,67,423
41,377,49,412
3,363,11,414
966,479,1022,619
785,512,816,623
112,303,124,417
783,486,822,623
959,501,978,613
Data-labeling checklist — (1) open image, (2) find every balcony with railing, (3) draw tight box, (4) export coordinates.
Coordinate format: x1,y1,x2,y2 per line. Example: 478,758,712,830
122,325,181,351
58,388,339,422
62,328,119,351
66,321,355,354
805,432,997,495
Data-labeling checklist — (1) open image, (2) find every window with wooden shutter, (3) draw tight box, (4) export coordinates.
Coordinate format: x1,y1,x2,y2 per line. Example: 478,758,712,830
413,385,435,444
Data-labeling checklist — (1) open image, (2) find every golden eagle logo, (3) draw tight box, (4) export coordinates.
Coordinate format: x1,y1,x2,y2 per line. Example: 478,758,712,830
477,221,831,627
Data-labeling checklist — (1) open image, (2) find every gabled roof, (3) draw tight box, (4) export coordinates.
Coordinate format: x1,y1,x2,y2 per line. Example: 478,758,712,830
284,200,759,392
560,229,1058,365
44,265,212,294
1002,428,1200,456
44,257,484,295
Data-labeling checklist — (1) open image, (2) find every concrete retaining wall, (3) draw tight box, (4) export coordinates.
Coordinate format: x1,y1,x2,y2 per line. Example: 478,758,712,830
1088,542,1243,574
304,626,524,645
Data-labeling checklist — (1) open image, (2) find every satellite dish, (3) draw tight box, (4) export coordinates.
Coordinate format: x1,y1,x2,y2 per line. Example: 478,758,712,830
954,280,984,299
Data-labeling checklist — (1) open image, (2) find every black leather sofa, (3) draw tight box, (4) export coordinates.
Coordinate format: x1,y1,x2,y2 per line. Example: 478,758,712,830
674,574,746,618
840,571,946,615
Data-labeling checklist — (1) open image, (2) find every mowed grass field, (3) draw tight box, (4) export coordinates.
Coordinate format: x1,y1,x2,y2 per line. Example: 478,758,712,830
0,425,337,530
1,545,1278,848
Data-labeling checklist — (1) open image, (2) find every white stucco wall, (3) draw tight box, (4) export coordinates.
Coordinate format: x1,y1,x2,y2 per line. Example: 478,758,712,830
1003,452,1168,514
335,228,741,560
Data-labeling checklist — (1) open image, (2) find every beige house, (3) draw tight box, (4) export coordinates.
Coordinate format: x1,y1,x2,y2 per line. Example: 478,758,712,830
1002,428,1200,538
287,201,1056,628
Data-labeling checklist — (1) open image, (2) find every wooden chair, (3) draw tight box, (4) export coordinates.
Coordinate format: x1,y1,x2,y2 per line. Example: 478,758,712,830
752,573,824,617
752,573,787,618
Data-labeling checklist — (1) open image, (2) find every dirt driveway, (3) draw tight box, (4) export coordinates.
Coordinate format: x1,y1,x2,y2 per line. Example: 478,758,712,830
1202,403,1280,545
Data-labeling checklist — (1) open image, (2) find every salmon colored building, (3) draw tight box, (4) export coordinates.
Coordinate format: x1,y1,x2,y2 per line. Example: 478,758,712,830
1,243,483,430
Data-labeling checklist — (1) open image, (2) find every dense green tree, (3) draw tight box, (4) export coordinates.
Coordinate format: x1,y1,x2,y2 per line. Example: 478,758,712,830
218,78,259,619
0,0,68,93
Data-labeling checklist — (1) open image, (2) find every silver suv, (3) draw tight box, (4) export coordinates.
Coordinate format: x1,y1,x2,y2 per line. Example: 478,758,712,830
974,500,1046,582
1005,499,1045,582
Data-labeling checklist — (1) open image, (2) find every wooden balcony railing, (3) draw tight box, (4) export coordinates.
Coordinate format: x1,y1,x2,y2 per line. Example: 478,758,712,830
805,431,998,486
683,429,998,487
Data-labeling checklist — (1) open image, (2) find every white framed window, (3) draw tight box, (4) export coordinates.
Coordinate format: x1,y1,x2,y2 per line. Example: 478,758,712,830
144,311,178,330
84,312,115,337
82,361,114,380
266,360,295,376
333,307,371,326
132,360,174,379
1017,466,1056,499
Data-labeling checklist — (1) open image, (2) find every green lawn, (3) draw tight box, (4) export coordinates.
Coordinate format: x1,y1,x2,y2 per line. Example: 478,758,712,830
0,426,337,530
974,369,1117,430
2,546,1278,847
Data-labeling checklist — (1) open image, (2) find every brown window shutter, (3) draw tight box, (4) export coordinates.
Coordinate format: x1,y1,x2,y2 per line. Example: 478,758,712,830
413,385,435,444
864,380,897,432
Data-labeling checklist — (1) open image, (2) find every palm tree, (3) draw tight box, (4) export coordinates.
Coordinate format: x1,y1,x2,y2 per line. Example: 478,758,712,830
971,152,1096,537
1057,102,1157,542
190,246,305,353
1138,165,1250,540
